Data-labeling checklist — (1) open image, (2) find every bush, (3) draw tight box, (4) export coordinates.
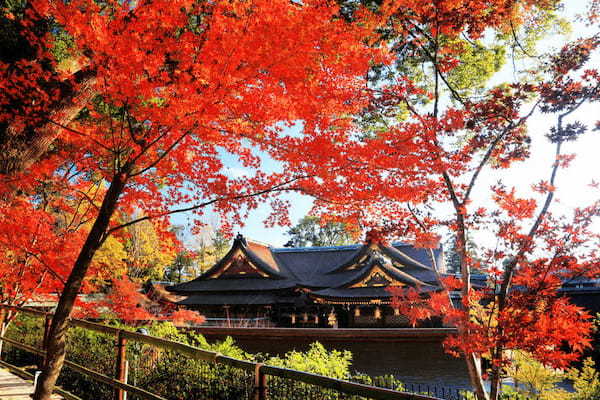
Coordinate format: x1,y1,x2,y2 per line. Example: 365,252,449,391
266,342,352,380
567,358,600,400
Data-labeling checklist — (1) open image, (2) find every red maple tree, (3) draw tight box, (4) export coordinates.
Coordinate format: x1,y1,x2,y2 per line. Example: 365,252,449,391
305,3,600,400
1,0,387,398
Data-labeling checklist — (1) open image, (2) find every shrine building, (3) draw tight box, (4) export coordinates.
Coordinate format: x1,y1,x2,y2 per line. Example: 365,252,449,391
166,234,447,328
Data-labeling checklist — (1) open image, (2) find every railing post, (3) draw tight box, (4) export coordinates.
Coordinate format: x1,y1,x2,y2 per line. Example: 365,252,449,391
123,360,129,400
253,363,268,400
115,330,127,400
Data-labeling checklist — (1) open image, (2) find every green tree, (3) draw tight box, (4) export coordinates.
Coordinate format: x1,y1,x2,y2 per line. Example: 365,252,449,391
286,216,354,247
166,251,195,283
93,214,176,284
444,236,482,274
211,229,229,256
266,342,353,380
444,238,462,274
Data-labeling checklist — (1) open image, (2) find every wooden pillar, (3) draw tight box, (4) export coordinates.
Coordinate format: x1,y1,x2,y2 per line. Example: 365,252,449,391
274,306,281,326
115,330,127,400
265,305,272,327
224,305,231,328
253,363,268,400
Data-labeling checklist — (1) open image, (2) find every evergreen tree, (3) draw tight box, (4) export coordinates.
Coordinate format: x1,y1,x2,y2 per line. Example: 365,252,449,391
287,216,354,247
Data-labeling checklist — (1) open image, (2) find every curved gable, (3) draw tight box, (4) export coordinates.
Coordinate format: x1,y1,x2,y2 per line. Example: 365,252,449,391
342,258,432,289
211,251,270,278
348,264,399,288
328,241,426,275
203,236,285,279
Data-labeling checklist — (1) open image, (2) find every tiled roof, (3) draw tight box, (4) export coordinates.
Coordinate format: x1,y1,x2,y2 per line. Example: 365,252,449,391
246,240,288,275
167,235,444,303
272,246,359,285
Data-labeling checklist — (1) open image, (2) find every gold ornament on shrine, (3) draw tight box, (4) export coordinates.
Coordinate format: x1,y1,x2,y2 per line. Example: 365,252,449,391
328,310,337,326
374,306,382,319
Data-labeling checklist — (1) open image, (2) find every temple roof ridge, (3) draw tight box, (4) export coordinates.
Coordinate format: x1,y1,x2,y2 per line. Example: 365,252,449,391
244,237,274,248
272,244,362,253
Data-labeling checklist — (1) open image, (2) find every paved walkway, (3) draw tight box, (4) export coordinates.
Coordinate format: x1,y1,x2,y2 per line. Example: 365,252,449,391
0,367,62,400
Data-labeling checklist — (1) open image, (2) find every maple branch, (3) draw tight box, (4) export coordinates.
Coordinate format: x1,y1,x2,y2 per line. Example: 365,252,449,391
114,104,129,174
433,25,440,119
102,174,313,241
488,92,597,394
65,182,102,233
61,163,77,182
19,269,49,307
402,98,426,124
65,192,92,232
129,128,190,177
509,19,539,60
499,91,593,299
407,24,465,105
19,250,66,286
74,189,101,212
45,119,114,153
463,100,540,203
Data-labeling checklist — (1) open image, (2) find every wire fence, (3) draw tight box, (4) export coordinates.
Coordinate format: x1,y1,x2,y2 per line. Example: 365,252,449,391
127,348,256,400
402,383,473,400
268,374,365,399
0,304,460,400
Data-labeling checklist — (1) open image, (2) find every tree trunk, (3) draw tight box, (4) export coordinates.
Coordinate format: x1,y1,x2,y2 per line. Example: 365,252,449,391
456,223,489,400
0,70,96,176
32,172,127,400
465,352,489,400
489,364,501,400
0,308,6,356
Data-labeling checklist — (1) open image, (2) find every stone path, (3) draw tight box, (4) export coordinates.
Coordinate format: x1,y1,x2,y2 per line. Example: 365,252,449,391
0,367,62,400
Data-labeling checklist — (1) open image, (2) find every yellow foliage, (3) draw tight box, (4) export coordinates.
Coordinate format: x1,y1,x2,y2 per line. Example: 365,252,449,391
566,358,600,400
124,219,176,283
92,217,176,284
91,235,128,286
505,351,569,400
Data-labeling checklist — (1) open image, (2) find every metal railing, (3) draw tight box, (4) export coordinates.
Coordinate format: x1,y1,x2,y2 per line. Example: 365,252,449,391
402,382,473,400
0,304,446,400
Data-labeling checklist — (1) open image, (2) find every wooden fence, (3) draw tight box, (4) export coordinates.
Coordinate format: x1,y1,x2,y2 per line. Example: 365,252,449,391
0,304,445,400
